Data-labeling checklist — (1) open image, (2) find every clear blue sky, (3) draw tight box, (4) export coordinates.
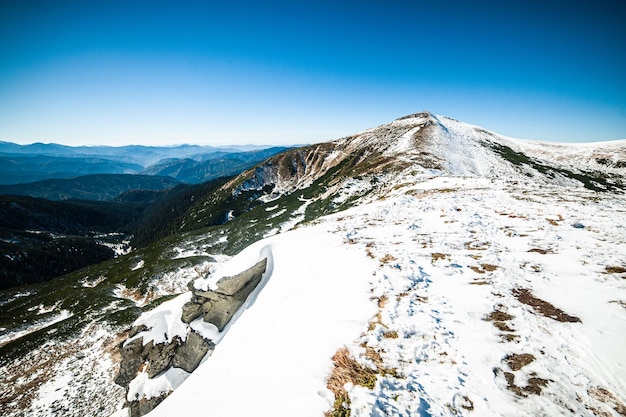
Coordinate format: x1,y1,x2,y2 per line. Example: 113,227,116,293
1,0,624,146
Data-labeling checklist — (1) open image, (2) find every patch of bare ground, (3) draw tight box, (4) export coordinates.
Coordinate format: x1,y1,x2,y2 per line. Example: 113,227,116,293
527,248,554,254
545,214,564,226
367,295,388,331
605,266,626,275
464,241,490,251
382,330,399,339
469,280,490,285
588,386,626,417
513,288,581,323
505,353,535,371
325,347,400,417
470,263,498,274
431,252,448,263
484,307,517,341
502,370,549,397
379,253,396,264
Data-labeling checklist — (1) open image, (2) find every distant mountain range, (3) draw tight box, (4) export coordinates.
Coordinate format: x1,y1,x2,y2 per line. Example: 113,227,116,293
0,141,290,186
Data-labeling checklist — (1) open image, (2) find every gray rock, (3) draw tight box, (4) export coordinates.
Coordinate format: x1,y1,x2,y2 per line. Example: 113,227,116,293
128,394,167,417
115,337,146,387
128,324,149,338
180,302,203,324
146,338,180,378
194,290,224,302
172,330,214,372
215,258,267,296
203,295,240,331
199,258,267,331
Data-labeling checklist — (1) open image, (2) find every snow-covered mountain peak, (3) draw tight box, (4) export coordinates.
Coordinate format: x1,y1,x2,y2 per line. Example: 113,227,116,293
230,112,624,203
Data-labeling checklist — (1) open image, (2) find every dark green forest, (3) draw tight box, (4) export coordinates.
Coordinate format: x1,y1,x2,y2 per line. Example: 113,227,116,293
0,176,242,290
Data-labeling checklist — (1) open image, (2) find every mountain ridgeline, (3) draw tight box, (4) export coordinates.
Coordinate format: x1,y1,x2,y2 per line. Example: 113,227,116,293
0,112,624,417
0,142,291,185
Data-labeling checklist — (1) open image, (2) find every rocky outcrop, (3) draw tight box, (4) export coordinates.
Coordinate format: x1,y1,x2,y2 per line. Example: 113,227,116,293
181,258,267,331
115,257,268,416
115,336,148,387
172,330,214,373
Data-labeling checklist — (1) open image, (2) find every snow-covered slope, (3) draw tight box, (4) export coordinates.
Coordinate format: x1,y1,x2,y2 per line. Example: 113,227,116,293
144,172,625,417
134,114,626,417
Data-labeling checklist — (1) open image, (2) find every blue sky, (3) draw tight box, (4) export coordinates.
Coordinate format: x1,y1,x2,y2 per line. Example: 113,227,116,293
1,0,624,146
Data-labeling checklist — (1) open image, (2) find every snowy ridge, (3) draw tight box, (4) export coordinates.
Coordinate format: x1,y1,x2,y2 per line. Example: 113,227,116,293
229,112,625,202
141,171,625,417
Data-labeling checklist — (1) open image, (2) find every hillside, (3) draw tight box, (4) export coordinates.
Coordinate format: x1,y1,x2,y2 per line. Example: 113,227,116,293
0,174,181,201
0,195,150,289
0,112,624,417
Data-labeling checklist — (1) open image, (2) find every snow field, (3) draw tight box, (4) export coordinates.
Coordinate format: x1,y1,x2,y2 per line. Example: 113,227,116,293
141,173,625,417
327,176,626,416
146,225,377,416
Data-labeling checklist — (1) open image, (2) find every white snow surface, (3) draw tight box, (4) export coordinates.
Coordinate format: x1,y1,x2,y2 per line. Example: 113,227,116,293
145,172,626,417
148,225,378,416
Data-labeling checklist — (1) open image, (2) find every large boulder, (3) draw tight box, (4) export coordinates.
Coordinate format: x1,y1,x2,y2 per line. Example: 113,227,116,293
146,337,180,378
188,258,267,331
172,330,214,372
115,337,149,387
215,258,268,296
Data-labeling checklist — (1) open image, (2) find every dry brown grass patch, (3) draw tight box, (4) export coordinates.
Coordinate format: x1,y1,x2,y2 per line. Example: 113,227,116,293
382,330,399,339
469,266,485,274
325,347,378,417
431,253,448,263
379,253,396,264
605,266,626,275
464,241,490,251
588,387,626,417
376,295,389,308
481,263,498,272
505,353,535,371
503,371,549,396
513,288,581,323
545,214,564,226
484,308,516,338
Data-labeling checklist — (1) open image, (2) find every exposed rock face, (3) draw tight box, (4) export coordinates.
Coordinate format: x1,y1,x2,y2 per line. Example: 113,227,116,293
115,257,268,417
129,396,167,417
146,338,180,378
172,331,214,373
115,336,148,387
183,257,267,331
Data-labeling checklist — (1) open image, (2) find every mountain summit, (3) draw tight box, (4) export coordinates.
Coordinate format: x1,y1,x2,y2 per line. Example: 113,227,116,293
1,113,624,417
226,111,625,197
